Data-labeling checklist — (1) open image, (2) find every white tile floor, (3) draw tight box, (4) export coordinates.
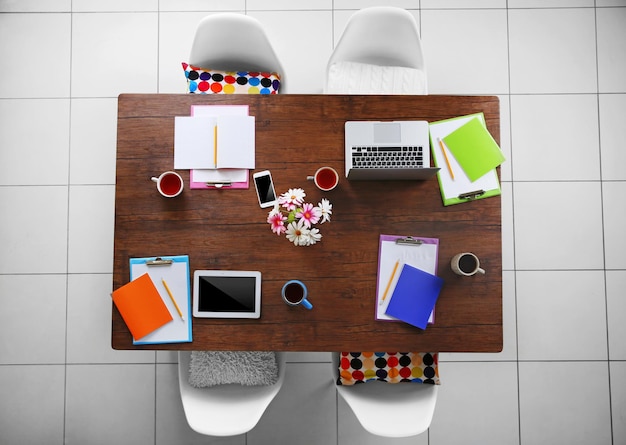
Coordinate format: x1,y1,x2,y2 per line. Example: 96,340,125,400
0,1,624,443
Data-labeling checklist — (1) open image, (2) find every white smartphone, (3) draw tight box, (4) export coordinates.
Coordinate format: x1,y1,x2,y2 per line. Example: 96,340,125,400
253,170,278,208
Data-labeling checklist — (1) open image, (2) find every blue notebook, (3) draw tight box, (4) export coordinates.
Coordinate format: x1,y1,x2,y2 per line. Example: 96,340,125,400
384,263,444,330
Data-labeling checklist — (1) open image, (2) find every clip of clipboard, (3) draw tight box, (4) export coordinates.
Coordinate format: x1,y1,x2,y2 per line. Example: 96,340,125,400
395,236,423,245
129,255,192,345
376,235,439,323
189,170,250,189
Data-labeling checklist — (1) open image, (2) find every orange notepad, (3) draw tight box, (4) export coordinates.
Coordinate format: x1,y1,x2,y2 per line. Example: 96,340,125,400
112,273,173,341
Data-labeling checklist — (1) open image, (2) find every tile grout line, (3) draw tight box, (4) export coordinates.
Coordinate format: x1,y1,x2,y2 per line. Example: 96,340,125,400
63,4,74,443
503,2,525,444
593,2,615,443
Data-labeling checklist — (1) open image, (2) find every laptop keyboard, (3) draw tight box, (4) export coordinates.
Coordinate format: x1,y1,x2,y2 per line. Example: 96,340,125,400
351,146,424,168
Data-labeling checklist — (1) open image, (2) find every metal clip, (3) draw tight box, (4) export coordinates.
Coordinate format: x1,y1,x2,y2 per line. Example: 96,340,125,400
145,257,173,266
205,182,232,188
458,190,486,200
395,236,423,246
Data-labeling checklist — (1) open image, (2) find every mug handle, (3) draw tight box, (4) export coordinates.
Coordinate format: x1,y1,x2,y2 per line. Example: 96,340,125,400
301,298,313,310
477,267,486,274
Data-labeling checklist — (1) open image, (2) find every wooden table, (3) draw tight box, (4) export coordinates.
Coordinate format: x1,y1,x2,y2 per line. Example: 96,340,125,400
113,94,502,352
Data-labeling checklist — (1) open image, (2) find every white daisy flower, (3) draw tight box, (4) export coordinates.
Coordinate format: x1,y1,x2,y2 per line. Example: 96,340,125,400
318,198,333,223
285,219,310,246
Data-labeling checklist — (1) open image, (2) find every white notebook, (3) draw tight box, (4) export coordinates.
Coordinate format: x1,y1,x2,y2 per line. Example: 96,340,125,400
174,115,255,170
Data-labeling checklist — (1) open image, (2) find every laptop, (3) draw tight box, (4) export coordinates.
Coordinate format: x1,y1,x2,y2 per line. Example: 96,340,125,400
344,121,439,180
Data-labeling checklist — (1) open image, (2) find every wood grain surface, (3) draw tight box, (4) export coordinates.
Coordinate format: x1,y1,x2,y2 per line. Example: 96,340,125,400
113,94,502,352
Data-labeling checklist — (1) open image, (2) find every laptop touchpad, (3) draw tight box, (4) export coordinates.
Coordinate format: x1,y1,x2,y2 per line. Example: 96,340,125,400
374,123,401,144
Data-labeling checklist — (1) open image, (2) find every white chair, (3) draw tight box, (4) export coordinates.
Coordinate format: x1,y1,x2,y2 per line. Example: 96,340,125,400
189,13,287,92
332,352,438,438
324,7,427,95
178,351,287,436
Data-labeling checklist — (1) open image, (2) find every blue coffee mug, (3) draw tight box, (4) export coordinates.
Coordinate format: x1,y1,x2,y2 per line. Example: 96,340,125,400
281,280,313,310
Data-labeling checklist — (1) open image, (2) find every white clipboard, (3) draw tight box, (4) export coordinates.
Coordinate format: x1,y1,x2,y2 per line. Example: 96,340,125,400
129,255,192,344
376,235,439,323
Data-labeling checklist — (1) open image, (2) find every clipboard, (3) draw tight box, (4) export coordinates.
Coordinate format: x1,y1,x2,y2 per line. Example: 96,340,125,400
429,113,501,206
375,235,439,323
188,105,251,189
129,255,192,345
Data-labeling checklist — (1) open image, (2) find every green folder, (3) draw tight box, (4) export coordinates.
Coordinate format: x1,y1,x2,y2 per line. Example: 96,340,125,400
442,117,505,182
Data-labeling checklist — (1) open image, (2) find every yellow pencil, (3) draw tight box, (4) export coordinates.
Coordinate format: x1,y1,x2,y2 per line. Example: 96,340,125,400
162,278,184,321
438,138,455,180
380,260,400,305
213,125,218,168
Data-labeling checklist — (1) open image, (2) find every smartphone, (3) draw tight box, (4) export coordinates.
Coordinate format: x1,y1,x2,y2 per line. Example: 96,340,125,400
253,170,277,208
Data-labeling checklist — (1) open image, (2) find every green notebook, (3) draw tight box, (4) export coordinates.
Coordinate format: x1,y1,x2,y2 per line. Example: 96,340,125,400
442,117,505,182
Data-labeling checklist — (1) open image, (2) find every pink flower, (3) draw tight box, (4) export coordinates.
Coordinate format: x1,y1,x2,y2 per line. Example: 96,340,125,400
295,202,321,228
267,209,287,235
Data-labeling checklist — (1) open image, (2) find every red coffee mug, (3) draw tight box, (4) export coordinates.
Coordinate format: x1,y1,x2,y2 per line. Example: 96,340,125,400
151,171,183,198
307,166,339,191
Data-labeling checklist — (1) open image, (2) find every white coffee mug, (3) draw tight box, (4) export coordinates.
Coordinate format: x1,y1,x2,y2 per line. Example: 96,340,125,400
151,171,183,198
451,252,485,276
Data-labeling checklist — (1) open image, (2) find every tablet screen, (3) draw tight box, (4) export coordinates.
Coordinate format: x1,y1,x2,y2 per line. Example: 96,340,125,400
197,275,257,312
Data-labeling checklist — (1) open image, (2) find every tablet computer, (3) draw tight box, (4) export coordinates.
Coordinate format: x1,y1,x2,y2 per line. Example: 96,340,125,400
193,270,261,318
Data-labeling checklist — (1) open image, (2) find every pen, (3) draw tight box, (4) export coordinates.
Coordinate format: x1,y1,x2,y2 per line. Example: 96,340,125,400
162,278,184,321
213,125,218,168
438,138,455,180
380,260,400,305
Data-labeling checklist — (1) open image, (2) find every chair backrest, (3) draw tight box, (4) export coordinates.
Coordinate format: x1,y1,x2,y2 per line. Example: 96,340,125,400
178,351,287,436
331,352,438,438
189,13,286,92
328,7,425,69
325,7,427,94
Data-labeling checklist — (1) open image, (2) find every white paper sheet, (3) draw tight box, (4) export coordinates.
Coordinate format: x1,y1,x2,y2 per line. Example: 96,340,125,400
174,115,214,169
215,115,255,169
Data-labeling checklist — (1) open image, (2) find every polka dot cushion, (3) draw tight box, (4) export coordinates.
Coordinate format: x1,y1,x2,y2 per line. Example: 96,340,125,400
182,62,281,94
338,352,440,385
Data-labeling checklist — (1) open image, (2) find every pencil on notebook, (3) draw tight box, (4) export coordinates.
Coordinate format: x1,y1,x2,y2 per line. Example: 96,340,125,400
380,260,400,305
438,138,455,180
